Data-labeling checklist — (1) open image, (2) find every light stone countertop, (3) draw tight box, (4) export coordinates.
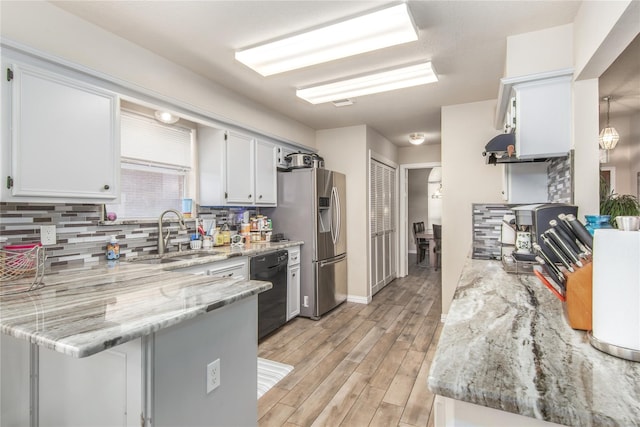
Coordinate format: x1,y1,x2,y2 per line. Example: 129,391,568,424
428,258,640,426
0,241,303,358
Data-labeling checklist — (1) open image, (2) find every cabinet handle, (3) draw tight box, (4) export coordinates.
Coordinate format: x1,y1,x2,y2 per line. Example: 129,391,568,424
103,184,110,190
248,194,252,199
259,195,263,199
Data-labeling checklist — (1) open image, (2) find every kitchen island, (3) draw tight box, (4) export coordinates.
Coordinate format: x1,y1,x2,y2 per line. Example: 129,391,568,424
0,241,301,427
428,258,640,427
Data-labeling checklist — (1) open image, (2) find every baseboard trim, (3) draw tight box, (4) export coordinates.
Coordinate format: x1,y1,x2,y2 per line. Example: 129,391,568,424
347,295,371,305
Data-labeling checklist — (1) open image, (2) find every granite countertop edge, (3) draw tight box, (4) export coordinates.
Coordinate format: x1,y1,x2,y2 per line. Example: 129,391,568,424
427,257,640,427
0,242,302,359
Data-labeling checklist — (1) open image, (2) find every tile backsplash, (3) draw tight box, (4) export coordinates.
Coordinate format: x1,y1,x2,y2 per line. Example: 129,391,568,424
0,202,257,268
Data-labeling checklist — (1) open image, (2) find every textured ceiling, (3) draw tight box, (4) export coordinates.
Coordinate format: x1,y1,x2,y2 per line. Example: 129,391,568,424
52,1,584,146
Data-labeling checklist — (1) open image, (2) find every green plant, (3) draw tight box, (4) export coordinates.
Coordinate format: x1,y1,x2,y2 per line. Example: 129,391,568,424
600,192,640,227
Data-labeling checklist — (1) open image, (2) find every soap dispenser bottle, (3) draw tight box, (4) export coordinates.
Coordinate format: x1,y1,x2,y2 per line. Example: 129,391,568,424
106,235,120,260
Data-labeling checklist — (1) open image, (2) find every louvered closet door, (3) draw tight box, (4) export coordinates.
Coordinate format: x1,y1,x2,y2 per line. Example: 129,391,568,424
369,159,396,295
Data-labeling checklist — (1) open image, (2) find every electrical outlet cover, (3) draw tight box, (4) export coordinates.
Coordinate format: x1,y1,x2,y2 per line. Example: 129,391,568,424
40,225,56,245
206,359,220,394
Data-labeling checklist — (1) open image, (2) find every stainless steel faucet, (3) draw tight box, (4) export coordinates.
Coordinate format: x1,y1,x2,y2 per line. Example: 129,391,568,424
157,209,187,255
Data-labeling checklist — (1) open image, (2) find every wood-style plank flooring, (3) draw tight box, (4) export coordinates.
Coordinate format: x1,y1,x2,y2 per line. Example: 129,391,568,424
258,256,442,427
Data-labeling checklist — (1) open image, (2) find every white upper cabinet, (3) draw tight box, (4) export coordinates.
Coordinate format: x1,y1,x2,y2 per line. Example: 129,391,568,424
225,132,255,204
513,75,571,159
3,62,119,202
494,69,572,160
254,139,277,205
198,127,277,207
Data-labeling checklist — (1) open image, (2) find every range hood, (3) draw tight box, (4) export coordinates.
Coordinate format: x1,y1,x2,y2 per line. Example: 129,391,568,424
482,132,545,165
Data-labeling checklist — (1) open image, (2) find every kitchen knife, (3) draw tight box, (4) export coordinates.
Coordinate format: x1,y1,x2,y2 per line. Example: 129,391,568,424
546,228,584,268
535,256,566,295
549,219,582,255
540,233,575,273
532,243,565,285
565,214,593,251
558,214,592,254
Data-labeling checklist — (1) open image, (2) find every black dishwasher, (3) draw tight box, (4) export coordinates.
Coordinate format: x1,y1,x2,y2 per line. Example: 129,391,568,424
251,250,288,340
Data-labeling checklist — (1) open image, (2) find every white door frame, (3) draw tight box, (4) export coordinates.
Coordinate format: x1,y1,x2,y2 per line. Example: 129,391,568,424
398,161,441,278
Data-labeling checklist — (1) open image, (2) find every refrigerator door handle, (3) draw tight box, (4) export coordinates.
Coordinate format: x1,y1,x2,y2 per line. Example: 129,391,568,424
330,186,340,245
319,254,347,268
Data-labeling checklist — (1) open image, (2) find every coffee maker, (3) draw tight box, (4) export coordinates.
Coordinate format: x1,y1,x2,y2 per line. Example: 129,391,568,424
512,203,578,260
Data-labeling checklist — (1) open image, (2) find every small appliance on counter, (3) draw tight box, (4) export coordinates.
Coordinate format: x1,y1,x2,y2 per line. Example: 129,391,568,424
512,203,578,262
591,226,640,361
283,152,324,169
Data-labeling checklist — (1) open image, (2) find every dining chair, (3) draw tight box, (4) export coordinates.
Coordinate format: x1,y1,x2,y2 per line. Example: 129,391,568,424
412,222,429,265
433,224,442,271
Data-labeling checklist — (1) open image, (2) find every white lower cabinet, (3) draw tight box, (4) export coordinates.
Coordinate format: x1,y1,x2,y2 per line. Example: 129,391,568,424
434,396,566,427
39,339,143,427
286,246,301,321
173,256,248,280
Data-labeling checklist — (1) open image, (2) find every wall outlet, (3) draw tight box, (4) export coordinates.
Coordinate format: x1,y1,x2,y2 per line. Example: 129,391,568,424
40,225,56,245
206,359,220,394
303,296,309,308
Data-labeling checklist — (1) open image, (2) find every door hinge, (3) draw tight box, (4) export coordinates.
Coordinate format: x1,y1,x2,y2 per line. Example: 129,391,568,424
6,68,13,82
6,176,13,189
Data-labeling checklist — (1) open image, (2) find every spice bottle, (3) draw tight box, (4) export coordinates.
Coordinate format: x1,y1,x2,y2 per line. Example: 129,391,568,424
106,236,120,260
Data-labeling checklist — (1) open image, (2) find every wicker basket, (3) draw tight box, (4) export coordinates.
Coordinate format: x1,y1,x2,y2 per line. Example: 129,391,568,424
0,244,46,295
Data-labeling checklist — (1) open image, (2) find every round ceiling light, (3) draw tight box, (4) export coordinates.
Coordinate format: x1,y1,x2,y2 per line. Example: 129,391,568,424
154,110,179,124
409,133,425,145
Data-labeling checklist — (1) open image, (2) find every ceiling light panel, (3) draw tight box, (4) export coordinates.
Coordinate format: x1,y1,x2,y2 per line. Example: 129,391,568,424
235,4,418,76
297,62,438,104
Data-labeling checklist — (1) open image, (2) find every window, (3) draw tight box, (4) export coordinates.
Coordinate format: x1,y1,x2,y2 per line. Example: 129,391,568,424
106,111,194,219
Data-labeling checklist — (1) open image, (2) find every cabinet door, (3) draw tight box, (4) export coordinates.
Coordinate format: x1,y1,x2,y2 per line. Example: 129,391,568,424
287,265,300,320
515,76,571,159
39,339,142,427
8,63,119,201
225,132,254,204
255,140,277,205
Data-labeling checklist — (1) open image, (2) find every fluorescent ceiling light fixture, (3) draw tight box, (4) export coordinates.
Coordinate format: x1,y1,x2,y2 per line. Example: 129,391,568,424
297,62,438,104
235,3,418,76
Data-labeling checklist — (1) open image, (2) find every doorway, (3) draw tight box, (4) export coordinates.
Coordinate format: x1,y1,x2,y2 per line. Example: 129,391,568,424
399,162,441,277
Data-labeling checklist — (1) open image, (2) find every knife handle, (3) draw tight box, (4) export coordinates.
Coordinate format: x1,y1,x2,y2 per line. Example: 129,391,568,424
558,214,591,254
533,243,565,284
541,234,575,272
534,254,565,289
549,219,582,255
565,214,593,251
535,257,566,295
534,268,566,302
547,228,583,268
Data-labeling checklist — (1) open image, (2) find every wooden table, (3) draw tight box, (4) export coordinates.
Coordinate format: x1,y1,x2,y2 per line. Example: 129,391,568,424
416,232,436,268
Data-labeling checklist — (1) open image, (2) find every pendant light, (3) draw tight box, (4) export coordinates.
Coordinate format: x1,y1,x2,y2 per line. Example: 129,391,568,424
599,96,619,150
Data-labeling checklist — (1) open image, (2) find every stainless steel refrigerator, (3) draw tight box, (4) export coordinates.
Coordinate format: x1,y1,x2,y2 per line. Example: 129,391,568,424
268,168,347,319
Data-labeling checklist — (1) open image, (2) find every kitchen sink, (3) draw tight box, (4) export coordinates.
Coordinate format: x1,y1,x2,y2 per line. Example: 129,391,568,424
128,251,222,264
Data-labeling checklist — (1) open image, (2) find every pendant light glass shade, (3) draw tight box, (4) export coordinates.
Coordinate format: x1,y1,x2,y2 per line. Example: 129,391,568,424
599,96,619,150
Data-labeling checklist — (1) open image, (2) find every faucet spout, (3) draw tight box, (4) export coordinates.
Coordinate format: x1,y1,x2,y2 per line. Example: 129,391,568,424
157,209,187,255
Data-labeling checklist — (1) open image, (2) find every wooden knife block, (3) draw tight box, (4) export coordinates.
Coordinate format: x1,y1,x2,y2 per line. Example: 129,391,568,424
565,262,592,330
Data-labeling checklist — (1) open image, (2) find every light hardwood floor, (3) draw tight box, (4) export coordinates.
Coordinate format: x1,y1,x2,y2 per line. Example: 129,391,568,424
258,257,443,427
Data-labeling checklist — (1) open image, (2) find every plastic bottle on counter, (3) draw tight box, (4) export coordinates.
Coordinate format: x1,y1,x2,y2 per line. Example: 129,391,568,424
221,223,231,245
106,236,120,260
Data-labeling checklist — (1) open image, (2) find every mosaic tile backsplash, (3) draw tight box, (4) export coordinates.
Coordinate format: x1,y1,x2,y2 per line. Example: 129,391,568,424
0,203,257,268
472,204,513,260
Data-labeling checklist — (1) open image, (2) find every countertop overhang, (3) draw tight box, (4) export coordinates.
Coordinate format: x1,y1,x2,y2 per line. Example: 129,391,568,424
0,241,303,358
428,258,640,426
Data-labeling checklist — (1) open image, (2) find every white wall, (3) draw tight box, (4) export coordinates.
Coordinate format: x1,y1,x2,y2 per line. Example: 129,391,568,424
506,24,573,78
316,126,369,301
0,1,315,147
573,0,638,80
398,144,441,164
441,100,504,314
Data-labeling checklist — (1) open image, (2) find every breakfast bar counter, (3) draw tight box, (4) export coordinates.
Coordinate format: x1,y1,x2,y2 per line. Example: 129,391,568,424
428,258,640,426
